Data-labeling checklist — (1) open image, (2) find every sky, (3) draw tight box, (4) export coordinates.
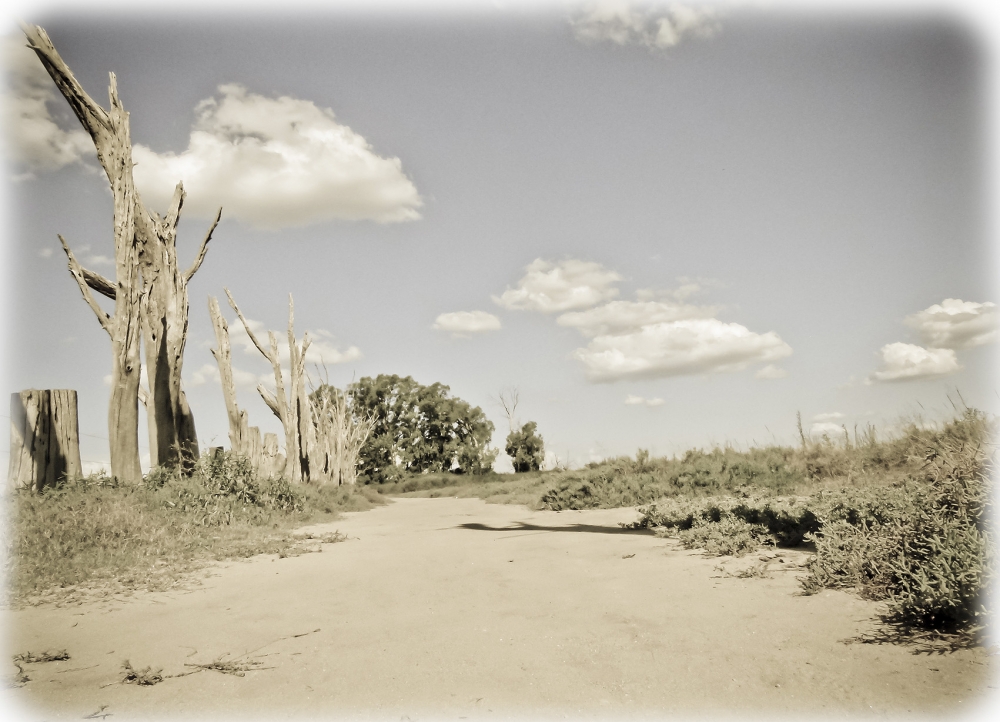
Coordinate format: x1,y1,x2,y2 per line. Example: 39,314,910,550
2,0,998,477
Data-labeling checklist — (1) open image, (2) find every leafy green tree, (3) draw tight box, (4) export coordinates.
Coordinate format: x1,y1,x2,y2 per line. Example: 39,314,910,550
505,421,544,473
349,374,497,483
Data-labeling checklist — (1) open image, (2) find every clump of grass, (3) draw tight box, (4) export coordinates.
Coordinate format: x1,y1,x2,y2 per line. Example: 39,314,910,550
121,660,163,686
184,654,269,677
6,451,386,605
12,650,70,664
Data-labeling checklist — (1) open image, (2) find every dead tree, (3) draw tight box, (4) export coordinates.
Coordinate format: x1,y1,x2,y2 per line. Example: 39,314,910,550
24,25,221,476
496,386,521,434
135,187,220,471
8,390,82,491
208,296,286,476
309,381,375,486
208,295,251,456
225,289,314,483
22,24,143,484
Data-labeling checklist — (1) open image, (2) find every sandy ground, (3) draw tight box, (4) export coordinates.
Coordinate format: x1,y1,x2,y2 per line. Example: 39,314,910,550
3,496,998,721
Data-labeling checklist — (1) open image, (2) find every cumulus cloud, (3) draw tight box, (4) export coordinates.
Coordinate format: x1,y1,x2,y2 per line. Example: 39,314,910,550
3,36,91,175
433,310,502,337
868,342,960,383
571,1,722,50
904,298,998,350
187,362,270,389
810,422,846,440
131,83,421,228
573,318,792,383
494,258,621,313
755,364,787,380
624,394,665,407
557,298,717,337
813,412,844,422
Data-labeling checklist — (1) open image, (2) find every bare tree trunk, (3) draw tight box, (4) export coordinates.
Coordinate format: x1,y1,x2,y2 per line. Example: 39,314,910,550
209,295,250,456
25,24,220,479
26,25,144,484
137,187,220,472
8,390,82,491
288,296,315,483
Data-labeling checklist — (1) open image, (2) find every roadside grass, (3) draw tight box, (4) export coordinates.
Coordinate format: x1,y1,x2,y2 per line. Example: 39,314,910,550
381,470,551,507
4,452,385,606
630,409,995,640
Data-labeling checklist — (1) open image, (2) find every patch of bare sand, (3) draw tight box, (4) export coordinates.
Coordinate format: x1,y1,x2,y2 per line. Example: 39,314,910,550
4,497,997,720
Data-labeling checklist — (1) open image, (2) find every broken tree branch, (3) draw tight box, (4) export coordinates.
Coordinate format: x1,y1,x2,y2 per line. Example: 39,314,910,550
58,234,112,334
184,207,222,282
82,268,116,300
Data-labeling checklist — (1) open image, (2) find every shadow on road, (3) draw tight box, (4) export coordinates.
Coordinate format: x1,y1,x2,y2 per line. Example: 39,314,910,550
457,521,654,536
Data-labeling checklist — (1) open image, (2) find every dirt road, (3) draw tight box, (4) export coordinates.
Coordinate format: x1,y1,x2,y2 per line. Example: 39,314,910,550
4,497,997,720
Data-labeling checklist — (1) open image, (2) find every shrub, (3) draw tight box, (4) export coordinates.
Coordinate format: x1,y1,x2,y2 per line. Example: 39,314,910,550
506,422,544,473
803,409,995,634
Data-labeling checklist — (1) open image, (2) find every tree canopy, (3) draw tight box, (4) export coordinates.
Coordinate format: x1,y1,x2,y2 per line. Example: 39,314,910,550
349,374,496,483
505,421,545,473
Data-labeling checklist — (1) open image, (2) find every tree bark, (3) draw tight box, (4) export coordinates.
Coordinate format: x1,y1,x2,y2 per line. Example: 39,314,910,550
9,390,82,491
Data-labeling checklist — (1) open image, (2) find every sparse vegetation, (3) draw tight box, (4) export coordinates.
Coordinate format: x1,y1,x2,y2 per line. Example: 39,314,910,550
121,660,164,686
12,650,70,664
6,451,384,605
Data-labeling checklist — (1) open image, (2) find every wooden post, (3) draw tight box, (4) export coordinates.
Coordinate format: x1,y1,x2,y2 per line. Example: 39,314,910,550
9,390,82,491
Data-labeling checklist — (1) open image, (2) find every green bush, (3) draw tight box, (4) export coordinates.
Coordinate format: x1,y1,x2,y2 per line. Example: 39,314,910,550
802,409,995,634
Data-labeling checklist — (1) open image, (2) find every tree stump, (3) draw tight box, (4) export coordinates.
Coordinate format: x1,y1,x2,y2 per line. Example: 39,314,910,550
9,390,82,491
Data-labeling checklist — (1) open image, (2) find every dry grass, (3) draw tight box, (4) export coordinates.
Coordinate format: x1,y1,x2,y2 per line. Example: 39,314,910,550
4,451,386,606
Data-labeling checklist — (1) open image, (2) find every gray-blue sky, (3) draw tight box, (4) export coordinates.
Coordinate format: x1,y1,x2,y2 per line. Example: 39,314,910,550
2,1,997,475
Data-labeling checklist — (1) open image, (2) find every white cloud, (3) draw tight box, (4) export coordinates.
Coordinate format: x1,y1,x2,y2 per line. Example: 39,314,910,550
810,422,846,440
904,298,998,350
868,342,961,383
494,258,621,313
558,298,717,337
83,253,113,267
624,394,665,407
433,310,502,337
573,318,792,383
755,364,787,380
2,37,92,176
38,247,53,259
187,361,272,390
130,83,421,228
225,315,361,372
813,412,844,422
571,1,722,50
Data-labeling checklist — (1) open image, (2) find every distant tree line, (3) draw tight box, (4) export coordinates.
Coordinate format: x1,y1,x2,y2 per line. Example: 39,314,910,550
331,374,497,483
